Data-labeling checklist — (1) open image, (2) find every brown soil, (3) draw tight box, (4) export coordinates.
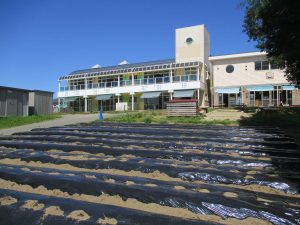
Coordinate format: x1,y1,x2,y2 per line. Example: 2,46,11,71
125,181,135,185
97,217,118,225
174,186,185,190
44,206,64,217
0,178,271,224
196,188,210,193
0,196,17,206
223,192,238,198
67,210,90,221
0,158,180,182
145,183,157,187
105,178,115,183
22,200,45,211
85,175,97,179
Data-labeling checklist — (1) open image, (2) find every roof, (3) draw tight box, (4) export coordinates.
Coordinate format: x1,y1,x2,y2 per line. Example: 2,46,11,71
0,86,53,94
59,59,202,80
209,51,267,61
0,86,31,92
31,90,54,94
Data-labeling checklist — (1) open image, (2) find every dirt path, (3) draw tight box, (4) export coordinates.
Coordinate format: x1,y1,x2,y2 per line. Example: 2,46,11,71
205,109,252,121
0,113,113,136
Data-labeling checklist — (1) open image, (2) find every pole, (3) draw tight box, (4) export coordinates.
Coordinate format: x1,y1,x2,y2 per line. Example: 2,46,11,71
84,97,88,112
132,95,134,111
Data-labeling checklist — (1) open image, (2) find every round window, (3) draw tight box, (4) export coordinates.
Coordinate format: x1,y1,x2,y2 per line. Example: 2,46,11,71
226,65,234,73
186,37,193,44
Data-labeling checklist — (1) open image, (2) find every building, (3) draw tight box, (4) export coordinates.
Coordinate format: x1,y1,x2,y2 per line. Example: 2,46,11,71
28,90,54,115
0,86,54,117
57,24,300,112
0,86,29,117
210,52,299,107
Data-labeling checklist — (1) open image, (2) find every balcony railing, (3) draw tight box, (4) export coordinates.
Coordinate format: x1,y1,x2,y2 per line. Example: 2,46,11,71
59,74,199,92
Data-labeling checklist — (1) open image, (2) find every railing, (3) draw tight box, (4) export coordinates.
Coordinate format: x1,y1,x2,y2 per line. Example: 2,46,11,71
59,74,199,92
173,74,197,82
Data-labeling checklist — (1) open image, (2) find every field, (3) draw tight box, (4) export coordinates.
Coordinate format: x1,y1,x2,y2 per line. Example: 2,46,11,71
0,114,62,129
0,122,299,225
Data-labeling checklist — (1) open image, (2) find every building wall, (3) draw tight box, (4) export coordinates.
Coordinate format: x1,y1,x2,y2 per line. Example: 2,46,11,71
0,89,7,116
211,55,288,88
292,90,300,105
29,91,53,115
0,88,28,117
175,24,210,65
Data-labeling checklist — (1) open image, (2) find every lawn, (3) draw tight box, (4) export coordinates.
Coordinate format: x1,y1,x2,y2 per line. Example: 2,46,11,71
104,110,239,125
0,114,62,129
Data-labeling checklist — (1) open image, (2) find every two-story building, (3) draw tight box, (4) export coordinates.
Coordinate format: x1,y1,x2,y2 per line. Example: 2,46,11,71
57,24,300,112
210,52,299,107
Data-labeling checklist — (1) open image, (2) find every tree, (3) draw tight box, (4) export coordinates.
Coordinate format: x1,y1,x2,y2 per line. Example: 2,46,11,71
242,0,300,86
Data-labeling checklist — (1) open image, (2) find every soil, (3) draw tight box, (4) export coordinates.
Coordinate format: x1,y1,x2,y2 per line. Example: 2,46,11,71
0,196,17,205
67,210,90,221
0,123,299,225
0,178,271,224
97,217,118,225
44,206,64,217
22,200,45,211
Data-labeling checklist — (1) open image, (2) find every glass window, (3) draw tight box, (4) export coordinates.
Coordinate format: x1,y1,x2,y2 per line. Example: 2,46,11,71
255,61,262,70
255,61,269,70
226,65,234,73
262,61,269,70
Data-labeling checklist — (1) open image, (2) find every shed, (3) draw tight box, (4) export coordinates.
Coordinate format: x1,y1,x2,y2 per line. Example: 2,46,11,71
0,86,29,117
166,99,198,117
29,90,54,115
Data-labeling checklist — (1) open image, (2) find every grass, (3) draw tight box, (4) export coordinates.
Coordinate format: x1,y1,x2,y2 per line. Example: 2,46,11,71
0,114,62,129
239,107,300,127
104,110,239,125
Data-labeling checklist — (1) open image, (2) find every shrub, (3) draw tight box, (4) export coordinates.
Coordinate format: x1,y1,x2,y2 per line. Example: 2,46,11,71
144,117,152,124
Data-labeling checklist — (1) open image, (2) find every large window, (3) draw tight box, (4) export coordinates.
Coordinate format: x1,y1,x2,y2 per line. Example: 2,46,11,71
184,67,197,75
255,61,281,71
255,61,269,70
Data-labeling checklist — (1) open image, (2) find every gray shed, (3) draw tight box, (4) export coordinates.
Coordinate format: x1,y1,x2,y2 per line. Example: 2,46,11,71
29,90,54,115
0,86,29,117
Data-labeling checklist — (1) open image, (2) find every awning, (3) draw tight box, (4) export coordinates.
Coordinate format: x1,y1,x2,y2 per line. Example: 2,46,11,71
96,94,112,100
141,91,161,99
173,90,195,98
282,85,297,90
247,85,274,92
63,97,77,102
215,87,240,94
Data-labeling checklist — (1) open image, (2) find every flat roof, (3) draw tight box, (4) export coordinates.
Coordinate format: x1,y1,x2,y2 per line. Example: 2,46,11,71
0,86,53,94
209,51,267,61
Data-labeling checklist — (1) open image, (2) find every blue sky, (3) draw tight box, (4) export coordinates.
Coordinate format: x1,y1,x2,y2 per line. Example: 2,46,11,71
0,0,257,96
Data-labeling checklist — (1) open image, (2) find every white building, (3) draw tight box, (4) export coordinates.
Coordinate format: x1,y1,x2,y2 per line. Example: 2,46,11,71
57,24,300,112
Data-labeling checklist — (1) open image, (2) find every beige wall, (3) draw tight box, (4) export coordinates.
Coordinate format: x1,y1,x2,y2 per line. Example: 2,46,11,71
292,90,300,105
211,55,288,88
175,25,210,65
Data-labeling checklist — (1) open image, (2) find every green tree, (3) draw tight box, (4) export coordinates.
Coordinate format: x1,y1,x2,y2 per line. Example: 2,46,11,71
242,0,300,86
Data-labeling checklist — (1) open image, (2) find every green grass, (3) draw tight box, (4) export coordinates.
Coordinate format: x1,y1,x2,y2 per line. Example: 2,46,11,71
0,114,62,129
104,110,238,126
239,107,300,127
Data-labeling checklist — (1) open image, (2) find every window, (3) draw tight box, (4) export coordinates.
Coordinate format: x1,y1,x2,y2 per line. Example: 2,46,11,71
226,65,234,73
186,37,193,44
255,61,270,70
184,67,197,75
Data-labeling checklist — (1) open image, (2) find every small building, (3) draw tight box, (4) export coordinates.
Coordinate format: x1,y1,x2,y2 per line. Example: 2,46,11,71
0,86,53,117
0,86,29,117
28,90,54,115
